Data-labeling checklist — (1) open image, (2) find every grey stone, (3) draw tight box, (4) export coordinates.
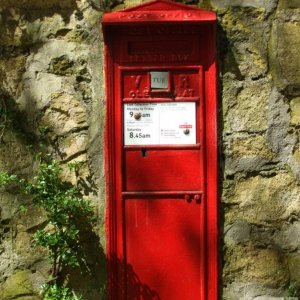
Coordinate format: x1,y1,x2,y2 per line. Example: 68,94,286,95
270,14,300,90
273,222,300,251
210,0,278,14
224,220,250,246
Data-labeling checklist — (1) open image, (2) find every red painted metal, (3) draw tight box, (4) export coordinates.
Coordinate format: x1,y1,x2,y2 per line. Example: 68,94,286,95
102,1,217,299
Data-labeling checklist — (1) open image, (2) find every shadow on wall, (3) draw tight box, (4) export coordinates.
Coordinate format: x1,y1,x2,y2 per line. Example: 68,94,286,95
65,227,107,299
107,255,161,300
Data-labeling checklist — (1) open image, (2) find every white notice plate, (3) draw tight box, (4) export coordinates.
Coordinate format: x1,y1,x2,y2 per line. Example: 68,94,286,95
124,102,196,145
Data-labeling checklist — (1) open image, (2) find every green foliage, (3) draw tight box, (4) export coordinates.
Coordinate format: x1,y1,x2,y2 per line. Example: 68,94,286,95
42,283,82,300
0,155,95,299
67,161,83,173
287,281,297,297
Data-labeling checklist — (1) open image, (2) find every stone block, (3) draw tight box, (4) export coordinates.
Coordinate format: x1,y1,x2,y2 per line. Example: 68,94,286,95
0,270,36,299
224,172,299,225
19,72,62,111
224,220,250,246
273,222,300,251
288,254,300,285
270,17,300,90
210,0,277,13
0,0,76,9
58,132,88,161
0,132,34,175
0,56,26,97
41,93,88,136
226,80,271,133
229,135,273,159
224,134,274,173
290,97,300,125
278,0,300,9
224,245,289,289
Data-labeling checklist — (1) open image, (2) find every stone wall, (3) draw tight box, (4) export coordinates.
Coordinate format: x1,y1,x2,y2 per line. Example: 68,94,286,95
0,0,299,299
0,0,106,299
217,0,300,298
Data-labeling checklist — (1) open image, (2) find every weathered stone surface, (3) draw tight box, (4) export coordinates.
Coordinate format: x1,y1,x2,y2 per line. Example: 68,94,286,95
273,222,300,251
210,0,277,14
19,72,62,112
225,80,271,133
219,7,270,81
278,0,300,9
224,220,250,246
224,134,274,173
270,15,300,90
57,132,88,161
0,270,36,299
0,56,27,97
266,88,294,155
41,93,88,136
0,193,19,221
288,254,300,285
0,0,77,9
0,132,34,175
229,135,273,159
224,245,289,289
293,145,300,165
290,97,300,125
60,153,90,185
224,172,299,225
223,282,286,300
17,206,47,231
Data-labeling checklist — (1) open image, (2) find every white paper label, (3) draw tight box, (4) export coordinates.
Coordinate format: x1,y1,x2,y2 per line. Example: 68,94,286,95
124,102,196,145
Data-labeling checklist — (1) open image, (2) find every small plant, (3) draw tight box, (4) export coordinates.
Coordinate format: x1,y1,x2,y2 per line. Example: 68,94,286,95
42,283,82,300
0,155,95,299
287,281,297,297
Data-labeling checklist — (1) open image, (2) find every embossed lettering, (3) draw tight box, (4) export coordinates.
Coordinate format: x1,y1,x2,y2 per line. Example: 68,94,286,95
182,89,195,97
180,75,190,88
120,25,198,36
132,75,142,89
128,54,190,63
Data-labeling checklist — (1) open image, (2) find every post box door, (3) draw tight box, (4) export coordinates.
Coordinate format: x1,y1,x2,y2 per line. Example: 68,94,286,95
120,67,205,299
102,1,218,299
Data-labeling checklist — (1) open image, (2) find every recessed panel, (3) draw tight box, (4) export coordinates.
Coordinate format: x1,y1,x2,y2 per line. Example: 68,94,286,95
125,198,204,300
124,149,202,191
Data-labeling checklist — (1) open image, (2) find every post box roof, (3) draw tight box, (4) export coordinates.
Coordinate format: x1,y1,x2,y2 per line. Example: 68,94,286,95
102,0,216,26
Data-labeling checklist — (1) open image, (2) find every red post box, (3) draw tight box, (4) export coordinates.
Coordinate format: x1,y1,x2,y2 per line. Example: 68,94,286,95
102,1,217,299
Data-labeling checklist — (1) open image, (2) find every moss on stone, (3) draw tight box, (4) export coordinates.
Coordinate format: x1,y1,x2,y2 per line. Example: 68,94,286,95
290,97,300,125
278,0,300,9
270,19,300,89
0,270,37,299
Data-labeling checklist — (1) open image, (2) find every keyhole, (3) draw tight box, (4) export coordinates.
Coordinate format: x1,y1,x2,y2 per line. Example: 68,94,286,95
141,148,147,157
